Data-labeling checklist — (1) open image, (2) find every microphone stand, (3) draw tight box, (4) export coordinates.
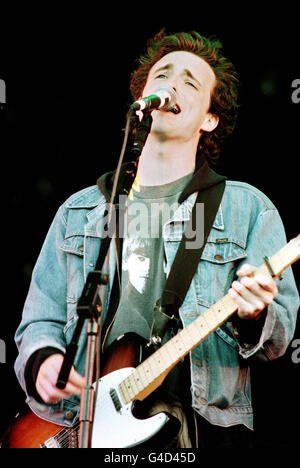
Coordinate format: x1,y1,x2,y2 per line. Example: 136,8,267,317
56,108,153,448
130,111,153,157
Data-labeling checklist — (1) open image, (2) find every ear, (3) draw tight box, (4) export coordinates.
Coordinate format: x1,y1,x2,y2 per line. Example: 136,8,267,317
201,112,219,133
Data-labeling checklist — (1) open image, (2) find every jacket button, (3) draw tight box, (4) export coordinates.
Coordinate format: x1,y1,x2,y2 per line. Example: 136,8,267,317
214,254,223,261
65,410,74,420
79,245,84,252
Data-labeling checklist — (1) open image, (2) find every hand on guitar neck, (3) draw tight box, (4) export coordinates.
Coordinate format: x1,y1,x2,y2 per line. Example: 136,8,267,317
228,263,279,320
35,232,300,407
36,264,278,406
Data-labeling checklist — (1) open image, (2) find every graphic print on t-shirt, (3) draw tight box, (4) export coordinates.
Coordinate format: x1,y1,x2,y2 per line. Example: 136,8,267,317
122,237,151,295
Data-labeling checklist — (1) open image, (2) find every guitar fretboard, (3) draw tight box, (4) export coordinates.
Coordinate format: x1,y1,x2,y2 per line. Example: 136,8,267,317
118,294,237,404
118,235,300,405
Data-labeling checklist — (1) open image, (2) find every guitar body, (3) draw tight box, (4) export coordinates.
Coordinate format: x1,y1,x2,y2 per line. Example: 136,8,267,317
1,410,65,449
92,367,179,448
2,236,299,448
1,334,180,448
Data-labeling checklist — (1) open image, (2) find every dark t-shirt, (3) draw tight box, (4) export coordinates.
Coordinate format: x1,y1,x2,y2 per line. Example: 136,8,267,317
104,172,193,349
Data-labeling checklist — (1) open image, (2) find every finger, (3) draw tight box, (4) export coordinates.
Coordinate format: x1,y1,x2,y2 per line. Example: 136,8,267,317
37,380,72,404
68,367,86,389
36,382,53,404
232,280,268,309
37,369,83,403
228,288,264,319
239,277,276,305
236,264,257,277
48,356,85,388
230,280,266,309
42,358,85,390
254,274,278,295
237,266,278,297
63,381,84,396
39,376,82,402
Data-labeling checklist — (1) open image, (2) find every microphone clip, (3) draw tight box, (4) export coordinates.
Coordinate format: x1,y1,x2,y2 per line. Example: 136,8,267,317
130,110,153,158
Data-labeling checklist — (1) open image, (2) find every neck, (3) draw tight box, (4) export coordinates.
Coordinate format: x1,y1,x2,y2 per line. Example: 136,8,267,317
137,133,197,186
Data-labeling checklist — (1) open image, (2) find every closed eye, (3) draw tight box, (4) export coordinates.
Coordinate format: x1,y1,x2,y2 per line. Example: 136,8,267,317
185,80,198,89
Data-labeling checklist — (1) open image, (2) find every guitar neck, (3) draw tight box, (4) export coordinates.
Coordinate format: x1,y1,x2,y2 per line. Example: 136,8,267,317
118,294,236,404
118,235,300,404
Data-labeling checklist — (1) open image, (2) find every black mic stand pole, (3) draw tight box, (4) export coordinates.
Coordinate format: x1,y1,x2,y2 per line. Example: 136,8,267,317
56,108,153,448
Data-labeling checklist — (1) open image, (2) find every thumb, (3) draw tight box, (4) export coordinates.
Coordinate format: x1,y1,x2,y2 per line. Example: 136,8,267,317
69,366,86,388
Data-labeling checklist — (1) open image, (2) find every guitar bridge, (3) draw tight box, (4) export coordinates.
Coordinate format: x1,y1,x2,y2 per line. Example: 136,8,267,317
41,426,78,448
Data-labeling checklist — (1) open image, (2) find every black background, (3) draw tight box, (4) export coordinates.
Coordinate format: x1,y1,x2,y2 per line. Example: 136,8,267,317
0,7,299,447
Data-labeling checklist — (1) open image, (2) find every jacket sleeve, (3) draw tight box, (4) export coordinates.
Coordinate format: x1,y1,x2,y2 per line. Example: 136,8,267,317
24,347,65,402
14,205,69,397
234,207,299,361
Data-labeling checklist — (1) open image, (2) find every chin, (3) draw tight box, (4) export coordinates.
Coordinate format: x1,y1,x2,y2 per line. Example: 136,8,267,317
151,114,178,133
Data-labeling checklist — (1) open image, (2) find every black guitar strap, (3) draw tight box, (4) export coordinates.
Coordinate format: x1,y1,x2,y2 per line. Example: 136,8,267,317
98,160,226,349
149,175,226,348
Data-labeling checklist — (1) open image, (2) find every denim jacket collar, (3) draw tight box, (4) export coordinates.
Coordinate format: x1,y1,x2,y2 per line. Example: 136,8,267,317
164,192,225,231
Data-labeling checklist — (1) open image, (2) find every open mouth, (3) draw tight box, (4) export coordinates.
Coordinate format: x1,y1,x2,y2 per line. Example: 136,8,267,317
169,104,181,114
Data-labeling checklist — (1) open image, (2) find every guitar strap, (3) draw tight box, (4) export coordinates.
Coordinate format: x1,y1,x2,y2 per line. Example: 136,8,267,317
98,160,226,348
149,173,226,348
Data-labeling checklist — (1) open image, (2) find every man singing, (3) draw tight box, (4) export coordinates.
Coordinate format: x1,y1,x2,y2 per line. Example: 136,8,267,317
14,29,299,448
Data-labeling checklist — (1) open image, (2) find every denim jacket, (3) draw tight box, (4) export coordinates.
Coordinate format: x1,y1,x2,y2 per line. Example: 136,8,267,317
15,180,299,430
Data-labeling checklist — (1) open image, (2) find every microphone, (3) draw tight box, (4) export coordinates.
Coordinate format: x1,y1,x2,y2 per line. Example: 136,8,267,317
130,86,177,112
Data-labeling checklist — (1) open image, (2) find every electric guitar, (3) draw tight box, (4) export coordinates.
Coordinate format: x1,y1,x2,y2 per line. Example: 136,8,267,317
2,235,299,448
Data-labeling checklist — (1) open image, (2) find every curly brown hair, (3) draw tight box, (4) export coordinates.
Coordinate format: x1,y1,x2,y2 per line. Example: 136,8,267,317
129,29,239,164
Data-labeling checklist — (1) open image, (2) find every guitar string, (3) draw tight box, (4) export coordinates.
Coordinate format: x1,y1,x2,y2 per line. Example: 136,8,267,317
52,312,223,446
53,311,262,447
53,311,220,446
52,384,119,447
45,240,298,447
50,370,156,447
53,422,80,447
51,342,191,446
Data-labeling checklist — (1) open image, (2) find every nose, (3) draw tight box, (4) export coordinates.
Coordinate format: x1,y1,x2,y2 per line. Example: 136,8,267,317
168,78,178,94
169,80,179,101
162,74,178,93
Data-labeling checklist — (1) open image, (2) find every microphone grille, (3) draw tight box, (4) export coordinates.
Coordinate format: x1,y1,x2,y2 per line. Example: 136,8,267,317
157,86,177,110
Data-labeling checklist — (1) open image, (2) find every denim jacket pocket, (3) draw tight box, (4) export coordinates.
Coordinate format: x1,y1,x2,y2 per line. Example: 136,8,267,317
201,237,247,264
60,234,85,257
195,238,247,307
194,238,247,348
60,235,85,321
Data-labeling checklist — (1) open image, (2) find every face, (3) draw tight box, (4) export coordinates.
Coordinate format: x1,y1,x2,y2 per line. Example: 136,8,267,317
142,51,219,148
126,252,150,294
